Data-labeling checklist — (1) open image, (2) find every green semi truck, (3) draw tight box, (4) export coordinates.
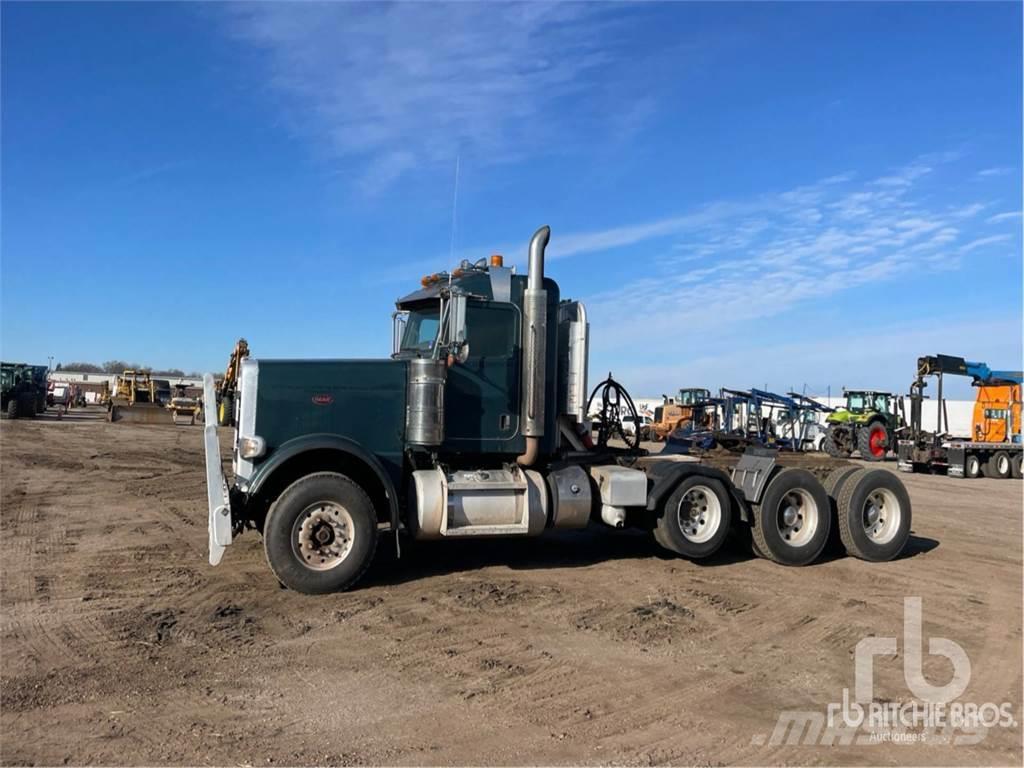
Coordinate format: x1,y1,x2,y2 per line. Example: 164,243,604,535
202,226,913,594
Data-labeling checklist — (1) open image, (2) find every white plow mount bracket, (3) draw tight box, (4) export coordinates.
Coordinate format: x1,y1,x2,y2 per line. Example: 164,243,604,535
203,373,232,565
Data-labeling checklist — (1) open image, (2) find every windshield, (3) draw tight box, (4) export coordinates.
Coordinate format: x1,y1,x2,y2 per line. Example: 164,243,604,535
846,393,867,411
400,308,440,354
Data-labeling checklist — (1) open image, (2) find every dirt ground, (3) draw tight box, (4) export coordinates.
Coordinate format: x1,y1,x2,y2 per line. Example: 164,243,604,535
1,408,1021,766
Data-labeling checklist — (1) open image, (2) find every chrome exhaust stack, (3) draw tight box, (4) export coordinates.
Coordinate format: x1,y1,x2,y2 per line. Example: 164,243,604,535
517,225,550,467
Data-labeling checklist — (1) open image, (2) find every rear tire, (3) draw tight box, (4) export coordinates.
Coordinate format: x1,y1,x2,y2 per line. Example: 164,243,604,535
986,451,1011,479
653,476,732,559
1011,454,1022,480
751,469,831,566
836,469,911,561
6,399,17,420
965,454,983,478
263,472,378,594
857,423,888,462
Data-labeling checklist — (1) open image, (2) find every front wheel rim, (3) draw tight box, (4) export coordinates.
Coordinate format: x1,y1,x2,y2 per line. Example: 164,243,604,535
292,502,355,571
862,488,901,544
676,485,722,544
774,488,818,546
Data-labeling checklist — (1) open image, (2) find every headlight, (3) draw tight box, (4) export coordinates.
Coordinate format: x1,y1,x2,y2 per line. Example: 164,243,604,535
238,435,266,459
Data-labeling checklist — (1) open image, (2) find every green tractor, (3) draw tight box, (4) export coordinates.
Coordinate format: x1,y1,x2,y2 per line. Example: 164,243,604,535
1,362,40,419
822,389,905,461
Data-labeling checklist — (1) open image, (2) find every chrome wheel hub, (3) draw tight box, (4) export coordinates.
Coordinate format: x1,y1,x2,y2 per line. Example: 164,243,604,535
863,488,900,544
292,502,355,571
676,485,722,544
776,489,817,546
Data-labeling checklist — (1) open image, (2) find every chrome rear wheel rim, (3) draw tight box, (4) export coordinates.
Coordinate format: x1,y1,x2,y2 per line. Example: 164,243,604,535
775,488,818,546
676,485,722,544
862,488,900,544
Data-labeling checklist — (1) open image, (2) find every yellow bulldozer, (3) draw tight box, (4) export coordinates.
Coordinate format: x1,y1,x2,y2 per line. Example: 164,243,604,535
107,370,168,424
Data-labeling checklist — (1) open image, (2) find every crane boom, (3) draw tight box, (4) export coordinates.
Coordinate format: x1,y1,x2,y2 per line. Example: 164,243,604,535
916,355,1023,386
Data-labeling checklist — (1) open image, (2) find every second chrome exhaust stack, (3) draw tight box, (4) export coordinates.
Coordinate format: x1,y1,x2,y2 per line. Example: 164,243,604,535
517,225,550,467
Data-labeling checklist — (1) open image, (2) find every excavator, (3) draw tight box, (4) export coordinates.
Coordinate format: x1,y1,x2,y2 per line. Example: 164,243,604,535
898,354,1022,479
217,339,249,426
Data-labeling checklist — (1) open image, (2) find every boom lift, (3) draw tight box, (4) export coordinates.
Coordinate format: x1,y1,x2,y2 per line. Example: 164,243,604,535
897,354,1022,479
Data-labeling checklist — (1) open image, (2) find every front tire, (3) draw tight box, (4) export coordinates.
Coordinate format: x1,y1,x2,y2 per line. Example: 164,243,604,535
965,454,983,478
6,399,17,419
822,430,852,459
263,472,378,594
653,476,731,559
751,468,830,566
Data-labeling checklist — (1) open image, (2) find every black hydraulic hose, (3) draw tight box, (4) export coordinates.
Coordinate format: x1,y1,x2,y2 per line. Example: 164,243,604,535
586,373,642,453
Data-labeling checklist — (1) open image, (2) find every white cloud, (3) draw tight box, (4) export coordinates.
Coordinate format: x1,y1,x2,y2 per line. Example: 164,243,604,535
977,166,1014,178
225,3,640,191
959,234,1014,253
548,153,1015,361
987,211,1023,224
618,317,1022,398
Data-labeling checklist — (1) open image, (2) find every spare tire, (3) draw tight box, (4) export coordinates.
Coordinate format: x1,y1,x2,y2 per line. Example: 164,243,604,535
836,469,912,562
857,423,888,462
751,468,831,566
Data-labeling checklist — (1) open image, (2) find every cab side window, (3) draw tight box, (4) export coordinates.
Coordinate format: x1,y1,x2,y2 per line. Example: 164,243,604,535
465,304,517,358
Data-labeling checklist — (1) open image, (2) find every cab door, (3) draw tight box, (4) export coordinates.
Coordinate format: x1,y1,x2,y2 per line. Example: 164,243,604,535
442,302,522,453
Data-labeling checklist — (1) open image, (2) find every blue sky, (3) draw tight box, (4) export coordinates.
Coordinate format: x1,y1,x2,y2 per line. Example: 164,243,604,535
2,1,1021,398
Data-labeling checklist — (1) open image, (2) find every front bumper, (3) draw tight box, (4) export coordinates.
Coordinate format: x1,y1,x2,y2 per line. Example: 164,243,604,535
203,373,233,565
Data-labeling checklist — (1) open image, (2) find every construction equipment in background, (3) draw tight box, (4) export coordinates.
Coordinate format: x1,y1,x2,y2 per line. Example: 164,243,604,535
822,389,905,461
108,370,168,424
898,354,1022,479
98,381,112,408
648,387,713,441
217,338,249,426
1,362,40,419
168,383,202,425
29,366,48,413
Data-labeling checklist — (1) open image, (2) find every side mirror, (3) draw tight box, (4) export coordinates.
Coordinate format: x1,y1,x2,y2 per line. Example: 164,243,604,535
392,311,409,356
441,292,468,363
448,293,467,347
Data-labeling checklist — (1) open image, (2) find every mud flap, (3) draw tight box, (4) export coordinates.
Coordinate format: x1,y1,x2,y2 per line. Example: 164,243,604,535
203,374,232,565
729,448,778,504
